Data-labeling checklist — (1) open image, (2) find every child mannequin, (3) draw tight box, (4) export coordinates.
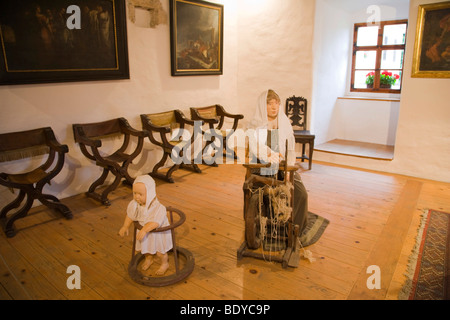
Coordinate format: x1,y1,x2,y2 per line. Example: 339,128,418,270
119,175,173,275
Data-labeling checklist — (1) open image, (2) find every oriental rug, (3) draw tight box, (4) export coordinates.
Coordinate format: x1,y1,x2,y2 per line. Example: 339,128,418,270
399,209,450,300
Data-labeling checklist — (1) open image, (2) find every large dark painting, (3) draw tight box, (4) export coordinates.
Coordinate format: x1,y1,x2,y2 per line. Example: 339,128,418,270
412,1,450,78
0,0,129,85
170,0,223,76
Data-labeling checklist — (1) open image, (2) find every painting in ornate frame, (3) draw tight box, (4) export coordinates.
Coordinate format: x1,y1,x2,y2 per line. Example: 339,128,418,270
411,1,450,78
0,0,129,85
170,0,223,76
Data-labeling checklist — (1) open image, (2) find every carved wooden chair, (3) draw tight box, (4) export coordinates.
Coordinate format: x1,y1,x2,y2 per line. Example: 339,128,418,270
72,117,146,206
141,110,202,183
285,96,315,170
0,127,72,237
190,104,244,163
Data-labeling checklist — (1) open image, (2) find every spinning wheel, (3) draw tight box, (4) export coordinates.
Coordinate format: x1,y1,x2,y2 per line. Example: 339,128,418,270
238,162,301,268
128,207,194,287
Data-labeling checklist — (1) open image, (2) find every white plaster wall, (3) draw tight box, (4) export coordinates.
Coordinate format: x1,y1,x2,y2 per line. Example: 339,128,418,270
236,0,315,128
334,99,400,145
312,0,351,145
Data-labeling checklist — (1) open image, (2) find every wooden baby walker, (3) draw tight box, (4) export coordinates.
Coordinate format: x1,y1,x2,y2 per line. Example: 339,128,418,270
128,207,194,287
237,155,301,268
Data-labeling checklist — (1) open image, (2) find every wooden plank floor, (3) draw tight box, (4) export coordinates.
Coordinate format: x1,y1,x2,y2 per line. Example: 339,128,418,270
1,161,449,300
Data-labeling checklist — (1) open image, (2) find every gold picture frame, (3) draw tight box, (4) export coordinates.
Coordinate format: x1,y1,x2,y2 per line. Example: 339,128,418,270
169,0,223,76
411,1,450,78
0,0,129,85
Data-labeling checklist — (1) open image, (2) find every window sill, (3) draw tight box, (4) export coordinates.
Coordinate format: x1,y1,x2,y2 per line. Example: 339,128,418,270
338,96,401,102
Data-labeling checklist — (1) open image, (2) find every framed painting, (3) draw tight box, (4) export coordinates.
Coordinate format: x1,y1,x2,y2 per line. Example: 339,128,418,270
411,1,450,78
170,0,223,76
0,0,129,85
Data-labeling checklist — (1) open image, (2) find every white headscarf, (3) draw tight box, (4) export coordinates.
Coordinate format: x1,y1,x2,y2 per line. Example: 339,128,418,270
134,175,156,209
127,175,167,228
249,90,296,161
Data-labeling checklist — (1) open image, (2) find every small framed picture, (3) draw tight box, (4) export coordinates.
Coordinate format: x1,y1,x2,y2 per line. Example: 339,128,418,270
170,0,224,76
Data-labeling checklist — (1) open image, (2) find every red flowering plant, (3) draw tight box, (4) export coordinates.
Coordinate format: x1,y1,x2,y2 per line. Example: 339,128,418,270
365,71,400,87
380,70,400,86
365,72,375,85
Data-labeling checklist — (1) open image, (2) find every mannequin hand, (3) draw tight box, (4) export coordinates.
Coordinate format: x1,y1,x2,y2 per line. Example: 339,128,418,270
137,229,147,241
268,152,283,164
118,226,129,237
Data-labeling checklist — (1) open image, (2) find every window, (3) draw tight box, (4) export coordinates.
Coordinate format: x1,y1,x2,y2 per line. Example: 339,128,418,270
350,20,408,93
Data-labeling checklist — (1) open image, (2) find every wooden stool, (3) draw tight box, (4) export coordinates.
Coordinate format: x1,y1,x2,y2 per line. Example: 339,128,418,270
128,207,195,287
0,127,72,237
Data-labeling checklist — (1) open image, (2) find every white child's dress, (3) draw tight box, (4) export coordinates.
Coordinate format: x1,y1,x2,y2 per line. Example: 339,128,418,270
127,175,173,254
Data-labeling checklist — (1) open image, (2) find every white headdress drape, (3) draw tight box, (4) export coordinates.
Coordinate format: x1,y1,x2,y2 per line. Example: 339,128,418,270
248,90,296,163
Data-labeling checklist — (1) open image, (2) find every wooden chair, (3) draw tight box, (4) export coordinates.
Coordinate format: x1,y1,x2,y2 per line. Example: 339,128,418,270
285,96,315,170
72,117,146,206
190,105,244,163
0,127,72,237
141,110,202,183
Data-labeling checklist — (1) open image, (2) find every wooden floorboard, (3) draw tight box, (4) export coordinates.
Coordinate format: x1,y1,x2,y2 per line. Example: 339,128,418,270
1,161,449,300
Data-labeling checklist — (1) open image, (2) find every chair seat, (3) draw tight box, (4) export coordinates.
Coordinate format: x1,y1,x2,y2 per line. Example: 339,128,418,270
105,151,131,163
169,140,190,148
5,167,47,185
293,130,315,138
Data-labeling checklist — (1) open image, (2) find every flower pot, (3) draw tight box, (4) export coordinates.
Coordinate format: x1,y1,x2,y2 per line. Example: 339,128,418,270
366,84,373,89
380,83,392,89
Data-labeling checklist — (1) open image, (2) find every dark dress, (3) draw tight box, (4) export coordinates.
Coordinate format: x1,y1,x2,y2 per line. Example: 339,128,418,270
251,130,309,233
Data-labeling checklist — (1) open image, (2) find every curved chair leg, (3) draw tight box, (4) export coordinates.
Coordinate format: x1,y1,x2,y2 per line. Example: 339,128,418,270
202,143,219,167
39,194,73,219
88,168,109,194
2,190,33,238
0,190,25,219
180,163,202,174
150,152,177,183
86,168,111,205
165,164,180,183
100,173,122,206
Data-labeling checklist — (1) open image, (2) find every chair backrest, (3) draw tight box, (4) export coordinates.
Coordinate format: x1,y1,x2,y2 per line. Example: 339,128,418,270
285,96,308,131
192,106,218,119
0,127,51,162
144,110,179,129
73,118,122,142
